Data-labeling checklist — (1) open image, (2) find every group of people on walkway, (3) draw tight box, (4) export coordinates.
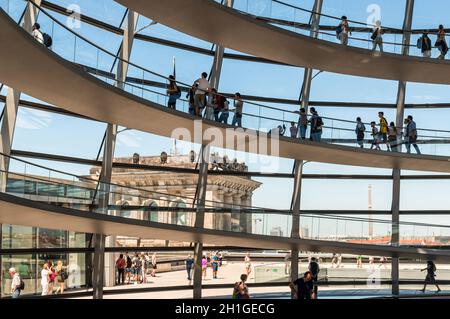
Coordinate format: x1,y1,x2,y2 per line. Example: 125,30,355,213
337,16,449,59
115,252,157,285
200,251,224,280
356,112,421,154
167,72,244,126
41,260,68,295
287,108,324,141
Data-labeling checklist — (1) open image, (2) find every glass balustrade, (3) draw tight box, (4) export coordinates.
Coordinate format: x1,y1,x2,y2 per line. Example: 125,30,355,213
1,1,450,158
2,152,450,248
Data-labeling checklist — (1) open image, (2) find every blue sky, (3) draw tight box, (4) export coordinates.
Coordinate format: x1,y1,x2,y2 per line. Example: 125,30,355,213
1,0,450,233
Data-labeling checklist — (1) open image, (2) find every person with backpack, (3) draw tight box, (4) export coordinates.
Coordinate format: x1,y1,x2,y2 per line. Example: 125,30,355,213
309,107,323,142
378,112,389,150
420,260,441,293
371,20,384,52
289,271,314,299
55,260,68,294
32,23,52,48
436,25,448,59
9,267,23,298
125,252,133,284
418,31,432,58
355,117,366,148
167,75,181,110
370,121,381,150
337,16,351,45
308,257,320,299
212,252,220,279
232,274,250,299
116,254,126,285
32,23,44,45
405,115,421,154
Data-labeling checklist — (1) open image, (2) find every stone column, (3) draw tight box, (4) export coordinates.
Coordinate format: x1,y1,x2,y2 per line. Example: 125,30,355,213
223,192,233,231
240,194,252,233
232,193,242,232
212,188,225,230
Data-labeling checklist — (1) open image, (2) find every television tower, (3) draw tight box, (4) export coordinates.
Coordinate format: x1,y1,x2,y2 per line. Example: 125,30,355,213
368,184,373,239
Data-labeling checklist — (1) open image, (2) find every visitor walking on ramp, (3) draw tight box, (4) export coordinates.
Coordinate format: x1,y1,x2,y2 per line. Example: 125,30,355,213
420,260,441,293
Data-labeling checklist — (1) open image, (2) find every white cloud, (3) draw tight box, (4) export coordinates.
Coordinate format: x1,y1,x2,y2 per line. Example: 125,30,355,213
117,130,142,148
16,108,52,130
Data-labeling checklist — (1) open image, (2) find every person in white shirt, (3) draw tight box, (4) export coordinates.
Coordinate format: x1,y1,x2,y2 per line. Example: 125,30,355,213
9,268,22,298
338,16,351,45
371,20,383,52
41,263,50,296
32,23,44,45
193,72,210,116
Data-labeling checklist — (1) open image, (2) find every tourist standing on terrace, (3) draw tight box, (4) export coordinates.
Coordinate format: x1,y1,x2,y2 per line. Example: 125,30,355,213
355,117,366,148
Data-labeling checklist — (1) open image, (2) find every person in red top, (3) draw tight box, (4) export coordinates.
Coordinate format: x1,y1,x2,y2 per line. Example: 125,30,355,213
116,254,126,285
